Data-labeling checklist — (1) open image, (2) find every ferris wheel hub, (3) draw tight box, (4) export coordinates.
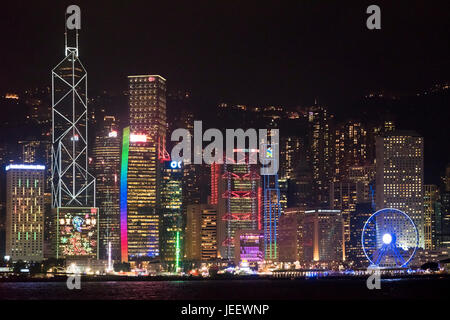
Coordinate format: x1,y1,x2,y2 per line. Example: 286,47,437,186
382,233,392,244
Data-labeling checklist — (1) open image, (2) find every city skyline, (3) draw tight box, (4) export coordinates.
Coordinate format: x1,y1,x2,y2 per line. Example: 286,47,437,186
0,2,449,304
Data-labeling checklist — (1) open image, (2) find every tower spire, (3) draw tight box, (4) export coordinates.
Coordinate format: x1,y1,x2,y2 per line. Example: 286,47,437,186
64,8,79,57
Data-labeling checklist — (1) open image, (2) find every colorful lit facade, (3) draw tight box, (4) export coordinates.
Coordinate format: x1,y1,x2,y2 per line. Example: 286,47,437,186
218,151,261,260
121,75,167,260
5,164,45,261
120,127,130,262
234,230,264,265
56,207,98,259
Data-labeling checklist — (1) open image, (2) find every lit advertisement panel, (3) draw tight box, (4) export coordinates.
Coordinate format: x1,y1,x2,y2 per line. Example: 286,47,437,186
57,207,99,258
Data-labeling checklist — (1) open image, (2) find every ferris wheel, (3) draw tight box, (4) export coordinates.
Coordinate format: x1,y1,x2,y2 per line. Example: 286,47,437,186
362,208,419,268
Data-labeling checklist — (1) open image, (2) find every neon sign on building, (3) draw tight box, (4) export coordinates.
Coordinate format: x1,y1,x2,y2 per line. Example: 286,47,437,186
120,127,130,262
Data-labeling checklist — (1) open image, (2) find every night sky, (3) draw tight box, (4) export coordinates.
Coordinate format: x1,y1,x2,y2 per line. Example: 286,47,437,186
0,1,449,183
0,0,448,106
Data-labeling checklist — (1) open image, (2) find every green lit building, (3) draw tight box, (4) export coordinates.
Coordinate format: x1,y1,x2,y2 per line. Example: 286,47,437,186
159,160,183,271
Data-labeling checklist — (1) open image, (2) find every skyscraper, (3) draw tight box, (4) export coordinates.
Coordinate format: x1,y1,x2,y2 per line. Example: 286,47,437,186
92,116,121,260
51,29,96,209
307,104,334,207
263,168,282,261
217,151,261,260
440,164,450,249
329,181,358,260
376,131,424,248
121,75,167,261
185,204,202,261
334,120,368,181
159,160,183,271
424,185,439,250
278,207,305,262
185,204,218,262
51,23,98,259
5,164,45,262
348,202,373,267
302,209,344,264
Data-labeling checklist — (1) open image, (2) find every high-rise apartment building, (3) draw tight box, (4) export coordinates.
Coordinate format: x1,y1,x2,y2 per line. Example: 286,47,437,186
376,131,425,248
5,164,45,261
121,75,166,261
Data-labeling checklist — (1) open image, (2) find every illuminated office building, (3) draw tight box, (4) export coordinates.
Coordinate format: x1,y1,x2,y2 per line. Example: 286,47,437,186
5,164,45,261
217,151,261,260
200,204,218,261
424,185,439,250
121,75,167,261
159,160,183,271
263,170,282,261
278,207,305,262
376,131,425,248
129,75,167,143
302,209,344,264
441,192,450,249
439,166,450,249
186,204,218,261
92,116,121,260
329,181,357,260
348,202,373,267
280,134,313,208
186,204,202,261
51,23,97,259
330,165,376,260
51,27,96,209
348,165,376,203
